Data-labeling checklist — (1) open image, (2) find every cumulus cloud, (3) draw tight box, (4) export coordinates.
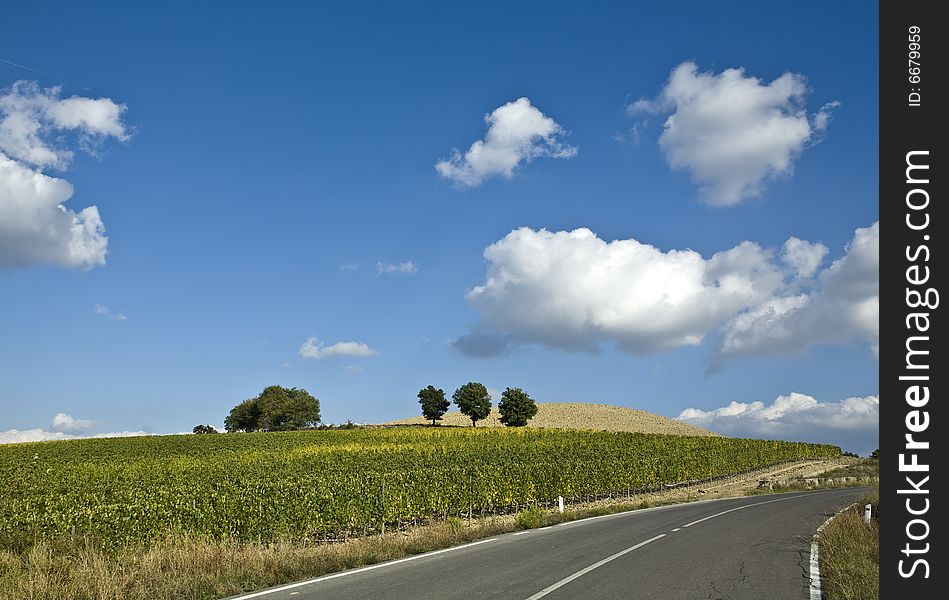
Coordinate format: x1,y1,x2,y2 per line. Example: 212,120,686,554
461,227,784,355
93,304,127,321
50,412,96,433
629,62,836,206
0,81,129,270
678,392,879,452
376,261,417,275
0,155,108,269
0,427,151,445
459,222,877,360
299,336,377,359
718,221,878,360
781,237,828,279
436,97,576,187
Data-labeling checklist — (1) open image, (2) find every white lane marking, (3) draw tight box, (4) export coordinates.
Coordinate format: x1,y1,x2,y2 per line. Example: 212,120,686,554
810,503,857,600
808,539,822,600
681,494,809,528
514,531,531,536
524,534,666,600
671,528,680,532
228,537,498,599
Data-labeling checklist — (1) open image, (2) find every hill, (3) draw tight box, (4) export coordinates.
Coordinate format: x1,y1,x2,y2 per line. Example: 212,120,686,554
381,402,719,437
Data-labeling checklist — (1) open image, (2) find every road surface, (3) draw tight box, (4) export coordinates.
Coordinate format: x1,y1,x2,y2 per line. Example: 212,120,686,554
229,488,864,600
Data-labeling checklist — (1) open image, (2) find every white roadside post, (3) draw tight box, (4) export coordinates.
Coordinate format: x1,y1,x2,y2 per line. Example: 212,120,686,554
558,496,564,513
864,503,872,524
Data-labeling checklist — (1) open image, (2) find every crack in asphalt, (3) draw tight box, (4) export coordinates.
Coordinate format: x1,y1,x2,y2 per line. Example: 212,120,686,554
705,560,749,599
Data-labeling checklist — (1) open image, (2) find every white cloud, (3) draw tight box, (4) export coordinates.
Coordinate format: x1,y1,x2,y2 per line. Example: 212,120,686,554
781,237,828,279
339,261,361,271
719,222,878,360
0,155,108,269
463,227,784,355
0,81,129,270
629,62,836,206
0,428,152,445
93,304,127,321
678,392,879,452
50,412,96,433
812,101,841,133
460,222,877,360
376,261,417,275
0,81,129,169
299,336,377,359
436,97,576,187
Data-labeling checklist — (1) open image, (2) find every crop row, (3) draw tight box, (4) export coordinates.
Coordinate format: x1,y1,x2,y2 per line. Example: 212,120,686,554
0,428,839,549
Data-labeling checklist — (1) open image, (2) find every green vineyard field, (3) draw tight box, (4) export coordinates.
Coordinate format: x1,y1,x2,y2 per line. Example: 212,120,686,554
0,428,839,549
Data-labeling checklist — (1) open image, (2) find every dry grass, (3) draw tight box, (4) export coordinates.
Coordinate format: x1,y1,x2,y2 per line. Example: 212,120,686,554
819,488,879,600
0,520,512,600
819,458,879,479
381,402,718,436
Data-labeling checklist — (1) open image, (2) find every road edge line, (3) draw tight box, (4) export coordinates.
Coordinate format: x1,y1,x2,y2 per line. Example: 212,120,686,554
809,502,858,600
225,537,498,599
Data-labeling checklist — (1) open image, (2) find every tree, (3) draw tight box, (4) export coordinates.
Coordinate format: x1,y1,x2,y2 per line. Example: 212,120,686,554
258,385,321,431
192,424,218,434
224,397,261,432
418,385,449,425
498,387,537,427
870,448,879,459
452,382,492,426
224,386,320,432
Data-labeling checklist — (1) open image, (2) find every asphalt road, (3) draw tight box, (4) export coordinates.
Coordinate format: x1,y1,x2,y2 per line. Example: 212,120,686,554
230,488,864,600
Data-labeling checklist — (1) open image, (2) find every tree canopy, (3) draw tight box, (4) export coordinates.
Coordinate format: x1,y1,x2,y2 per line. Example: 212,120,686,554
452,382,492,426
192,424,219,434
224,386,320,432
498,387,537,427
418,385,449,425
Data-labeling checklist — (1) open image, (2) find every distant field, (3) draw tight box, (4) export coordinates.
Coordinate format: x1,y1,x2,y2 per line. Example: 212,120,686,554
0,427,837,551
382,402,718,436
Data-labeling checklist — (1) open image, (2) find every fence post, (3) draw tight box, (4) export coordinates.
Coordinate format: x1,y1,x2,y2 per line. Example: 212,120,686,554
558,496,564,513
864,503,872,524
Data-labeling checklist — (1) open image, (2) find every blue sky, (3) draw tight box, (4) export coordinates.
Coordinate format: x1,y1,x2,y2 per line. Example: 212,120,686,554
1,1,879,453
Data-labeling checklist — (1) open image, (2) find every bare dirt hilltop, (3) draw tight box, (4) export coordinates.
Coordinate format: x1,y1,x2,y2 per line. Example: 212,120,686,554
381,402,719,437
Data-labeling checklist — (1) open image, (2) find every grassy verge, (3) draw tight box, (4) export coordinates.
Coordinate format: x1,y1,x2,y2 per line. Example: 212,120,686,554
0,519,506,600
820,458,880,479
746,458,878,496
818,488,879,600
745,478,870,495
0,499,669,600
